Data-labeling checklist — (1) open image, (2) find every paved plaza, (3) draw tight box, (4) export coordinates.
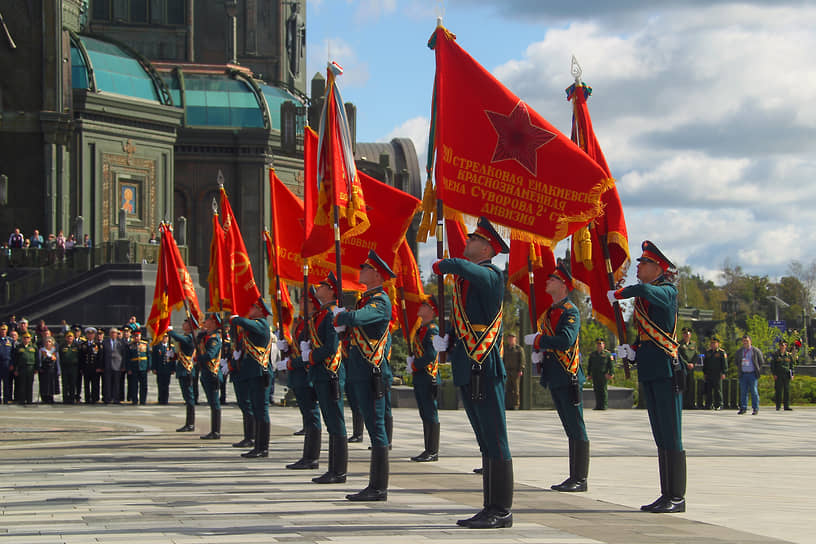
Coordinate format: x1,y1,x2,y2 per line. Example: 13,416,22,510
1,393,813,544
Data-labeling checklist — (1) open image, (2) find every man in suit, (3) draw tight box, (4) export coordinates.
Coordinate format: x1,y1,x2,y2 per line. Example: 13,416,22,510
102,328,127,404
734,334,764,415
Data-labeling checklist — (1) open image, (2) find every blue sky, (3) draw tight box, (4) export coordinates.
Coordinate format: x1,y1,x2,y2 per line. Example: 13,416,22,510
305,1,816,285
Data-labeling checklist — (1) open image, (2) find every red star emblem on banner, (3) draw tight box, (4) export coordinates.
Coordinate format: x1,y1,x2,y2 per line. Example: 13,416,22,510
485,101,556,176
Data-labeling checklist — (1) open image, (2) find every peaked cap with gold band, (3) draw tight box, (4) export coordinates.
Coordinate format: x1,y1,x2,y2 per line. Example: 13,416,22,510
319,271,340,294
422,294,439,315
549,261,574,291
308,285,321,309
637,240,675,273
469,216,509,254
255,296,273,317
206,312,222,326
361,249,396,279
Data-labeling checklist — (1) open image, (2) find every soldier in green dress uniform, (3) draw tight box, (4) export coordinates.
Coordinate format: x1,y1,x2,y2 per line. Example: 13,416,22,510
13,332,38,404
169,318,197,432
151,333,175,405
702,336,727,410
126,330,151,405
586,338,614,410
79,327,103,403
303,277,347,482
677,328,698,409
59,331,80,404
503,334,525,410
334,252,394,501
527,262,590,492
198,314,224,439
282,292,322,471
230,298,275,458
432,217,513,529
408,295,440,463
610,240,685,513
770,341,795,411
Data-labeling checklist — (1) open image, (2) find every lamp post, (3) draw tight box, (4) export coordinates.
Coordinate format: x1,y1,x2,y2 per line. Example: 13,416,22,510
721,296,738,347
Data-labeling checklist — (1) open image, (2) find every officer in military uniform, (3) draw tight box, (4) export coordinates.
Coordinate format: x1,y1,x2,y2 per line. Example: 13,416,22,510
586,338,614,410
151,333,175,405
306,273,348,484
228,320,255,448
59,331,81,404
334,251,394,501
677,328,698,409
0,323,13,403
37,337,60,404
610,240,685,513
526,263,590,492
770,340,795,411
13,332,38,404
169,318,197,431
408,295,440,463
79,327,103,403
503,334,525,410
432,218,513,529
126,330,151,404
198,313,224,439
702,336,727,410
281,292,322,471
230,298,275,458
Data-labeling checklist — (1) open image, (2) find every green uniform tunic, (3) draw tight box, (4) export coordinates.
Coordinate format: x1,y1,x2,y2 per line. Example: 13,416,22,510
677,340,698,408
59,340,80,403
197,331,223,410
535,297,588,440
231,317,272,423
288,319,320,432
14,342,38,404
586,348,614,410
770,349,795,409
168,330,197,407
126,339,151,404
411,322,439,424
619,278,682,451
151,342,175,405
335,288,392,447
437,258,510,461
702,348,727,409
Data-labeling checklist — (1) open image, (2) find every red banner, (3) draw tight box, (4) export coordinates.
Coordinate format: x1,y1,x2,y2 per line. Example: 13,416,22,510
207,212,230,312
263,229,294,343
393,239,426,343
147,223,203,345
508,239,555,327
220,186,261,317
428,27,612,245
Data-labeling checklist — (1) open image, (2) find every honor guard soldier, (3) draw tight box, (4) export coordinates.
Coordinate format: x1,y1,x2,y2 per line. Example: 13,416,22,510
282,291,323,471
408,295,441,463
526,262,590,492
228,321,255,449
1,324,13,403
169,318,197,431
702,336,727,410
432,217,513,529
230,298,276,458
677,328,698,409
13,332,38,404
79,327,103,403
59,331,81,404
334,251,394,501
152,333,175,405
610,240,686,513
126,330,151,404
198,314,224,439
37,337,60,404
306,274,348,484
586,338,614,410
770,340,795,411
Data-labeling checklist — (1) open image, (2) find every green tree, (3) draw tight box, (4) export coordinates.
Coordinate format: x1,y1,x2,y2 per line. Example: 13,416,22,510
744,314,776,354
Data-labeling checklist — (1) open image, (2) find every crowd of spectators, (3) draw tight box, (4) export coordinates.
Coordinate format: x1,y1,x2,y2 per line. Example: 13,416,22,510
4,228,91,256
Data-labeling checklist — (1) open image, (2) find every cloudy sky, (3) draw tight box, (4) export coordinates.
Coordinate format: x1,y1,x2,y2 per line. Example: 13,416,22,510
306,0,816,283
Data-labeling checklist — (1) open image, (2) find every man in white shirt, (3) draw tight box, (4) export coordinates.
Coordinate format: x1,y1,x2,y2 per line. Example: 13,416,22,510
733,335,764,415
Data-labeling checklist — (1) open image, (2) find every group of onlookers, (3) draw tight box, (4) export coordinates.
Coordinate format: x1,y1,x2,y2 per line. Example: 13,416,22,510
4,227,92,254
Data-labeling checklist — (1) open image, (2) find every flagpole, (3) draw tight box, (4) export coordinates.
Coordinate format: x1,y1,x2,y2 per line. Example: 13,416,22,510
435,198,446,365
598,227,630,377
398,286,413,357
527,254,538,334
302,262,310,323
333,204,344,308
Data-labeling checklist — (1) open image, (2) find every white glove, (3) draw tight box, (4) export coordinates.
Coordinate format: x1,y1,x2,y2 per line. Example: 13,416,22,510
229,314,239,321
232,350,241,361
276,358,289,371
406,355,415,368
277,339,289,352
167,325,173,331
523,333,539,346
531,351,544,364
607,290,618,305
299,340,311,353
616,344,634,361
334,325,347,333
301,347,311,361
331,306,344,317
219,359,229,373
432,334,449,352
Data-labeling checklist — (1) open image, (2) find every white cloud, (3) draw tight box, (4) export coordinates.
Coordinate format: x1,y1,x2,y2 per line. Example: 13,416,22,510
354,0,397,22
384,116,430,169
307,38,370,88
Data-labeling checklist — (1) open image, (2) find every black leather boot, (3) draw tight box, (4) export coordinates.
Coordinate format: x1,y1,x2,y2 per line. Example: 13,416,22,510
641,449,669,511
176,404,195,432
346,445,388,501
201,407,221,439
411,420,431,461
233,414,254,447
348,410,364,442
287,427,321,469
412,421,439,462
552,439,588,492
468,458,513,529
242,421,269,458
385,415,393,450
458,454,489,527
313,434,347,483
649,450,686,513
